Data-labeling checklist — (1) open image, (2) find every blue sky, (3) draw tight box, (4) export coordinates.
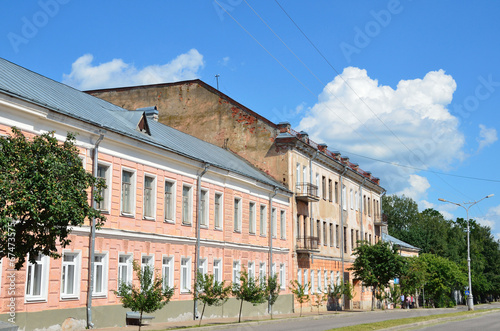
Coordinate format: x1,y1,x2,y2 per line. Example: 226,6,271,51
2,0,500,239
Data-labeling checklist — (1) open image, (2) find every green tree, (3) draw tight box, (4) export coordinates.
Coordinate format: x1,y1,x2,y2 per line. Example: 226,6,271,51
194,272,231,326
0,128,106,269
419,253,466,307
350,241,404,310
266,273,280,319
115,261,174,331
312,290,327,314
232,268,267,323
289,280,310,316
400,256,428,307
382,194,420,242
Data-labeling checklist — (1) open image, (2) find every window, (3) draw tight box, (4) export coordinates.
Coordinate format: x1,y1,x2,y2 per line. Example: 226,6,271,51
180,258,191,293
342,185,347,210
355,191,359,211
162,256,174,290
356,230,359,248
96,164,110,211
25,254,49,301
182,185,192,225
280,210,286,239
297,269,302,286
296,215,300,239
143,175,155,219
315,173,320,195
259,262,266,283
369,234,372,244
303,166,307,184
279,264,286,290
335,224,340,248
304,269,309,294
164,181,175,222
335,182,339,203
121,170,135,215
249,202,256,234
317,269,321,293
322,176,326,200
260,205,267,236
93,253,107,297
328,179,333,202
61,252,80,298
350,189,354,210
232,261,240,284
344,227,348,253
296,163,300,187
364,195,367,215
368,197,371,216
351,229,354,251
316,220,321,243
330,224,334,247
324,270,328,292
234,198,241,232
198,258,207,277
213,259,222,283
200,189,208,227
214,193,223,229
141,255,154,282
248,262,255,280
323,221,327,246
311,269,315,293
118,254,133,287
271,207,277,238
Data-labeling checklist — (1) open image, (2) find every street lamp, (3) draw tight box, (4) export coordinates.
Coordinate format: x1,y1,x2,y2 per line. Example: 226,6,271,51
438,194,494,311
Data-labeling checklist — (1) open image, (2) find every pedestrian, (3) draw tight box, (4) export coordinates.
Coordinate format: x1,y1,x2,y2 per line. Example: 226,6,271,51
401,294,405,309
406,295,410,309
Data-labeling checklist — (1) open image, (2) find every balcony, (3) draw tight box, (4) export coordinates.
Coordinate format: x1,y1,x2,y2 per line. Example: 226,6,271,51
374,214,388,226
296,236,320,253
295,183,320,202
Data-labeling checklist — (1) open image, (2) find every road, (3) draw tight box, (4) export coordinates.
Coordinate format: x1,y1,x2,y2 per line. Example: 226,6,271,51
218,303,500,331
415,309,500,330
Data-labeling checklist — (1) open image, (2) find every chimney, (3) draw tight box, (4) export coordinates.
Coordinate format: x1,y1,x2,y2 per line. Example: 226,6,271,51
341,157,349,164
298,131,309,143
331,151,341,161
351,163,359,171
372,177,380,185
318,143,328,153
365,171,372,180
277,122,291,133
137,106,159,122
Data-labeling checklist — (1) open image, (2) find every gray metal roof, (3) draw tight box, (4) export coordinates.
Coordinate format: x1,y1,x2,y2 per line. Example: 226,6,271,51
0,58,288,192
382,233,420,251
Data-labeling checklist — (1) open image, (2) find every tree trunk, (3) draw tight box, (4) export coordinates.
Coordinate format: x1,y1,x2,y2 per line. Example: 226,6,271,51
239,299,243,323
199,302,206,326
139,311,143,331
371,285,376,311
300,302,303,317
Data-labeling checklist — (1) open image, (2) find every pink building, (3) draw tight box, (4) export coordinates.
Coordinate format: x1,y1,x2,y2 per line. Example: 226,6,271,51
0,58,292,330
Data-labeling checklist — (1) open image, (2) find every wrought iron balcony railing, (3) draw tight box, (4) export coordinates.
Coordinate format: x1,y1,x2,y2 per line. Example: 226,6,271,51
295,182,320,202
296,236,319,252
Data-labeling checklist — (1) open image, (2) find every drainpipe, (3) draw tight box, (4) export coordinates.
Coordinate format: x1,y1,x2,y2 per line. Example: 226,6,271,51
268,186,278,315
87,133,104,329
194,163,210,320
339,166,348,310
359,178,367,241
380,190,387,238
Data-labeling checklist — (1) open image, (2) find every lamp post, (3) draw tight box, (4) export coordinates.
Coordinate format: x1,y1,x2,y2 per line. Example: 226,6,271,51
438,194,494,311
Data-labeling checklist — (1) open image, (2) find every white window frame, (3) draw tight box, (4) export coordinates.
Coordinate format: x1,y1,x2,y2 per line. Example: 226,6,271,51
213,259,222,283
249,202,256,234
248,261,255,280
25,254,50,302
298,269,302,286
296,163,301,187
96,162,112,212
61,251,81,299
121,168,136,216
182,184,193,225
200,189,209,227
260,204,267,236
117,254,133,288
342,184,347,210
317,269,321,293
143,174,156,219
279,263,286,290
198,258,208,277
259,262,266,283
302,165,307,183
280,210,286,239
271,207,277,238
304,269,309,294
350,189,354,210
180,257,192,293
315,173,320,197
234,197,242,232
323,270,328,292
141,254,154,282
232,260,241,284
214,192,223,230
92,253,108,297
311,269,315,294
271,262,276,278
164,180,176,223
162,256,174,290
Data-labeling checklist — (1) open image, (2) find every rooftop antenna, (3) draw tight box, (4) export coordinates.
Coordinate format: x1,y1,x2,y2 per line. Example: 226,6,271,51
215,74,220,90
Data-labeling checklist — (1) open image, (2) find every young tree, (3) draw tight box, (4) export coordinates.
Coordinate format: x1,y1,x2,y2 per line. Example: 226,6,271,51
289,280,310,316
0,128,106,269
350,241,404,310
232,268,267,323
266,273,281,319
312,290,327,314
194,272,231,326
400,256,428,307
115,260,174,331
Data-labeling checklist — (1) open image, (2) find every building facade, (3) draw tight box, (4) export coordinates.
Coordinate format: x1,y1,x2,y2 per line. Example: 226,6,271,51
0,59,292,330
88,79,386,310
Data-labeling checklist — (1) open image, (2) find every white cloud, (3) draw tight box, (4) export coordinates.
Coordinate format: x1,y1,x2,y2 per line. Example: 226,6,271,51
63,49,204,90
298,67,465,195
438,210,454,220
219,56,230,66
396,175,430,201
477,124,497,150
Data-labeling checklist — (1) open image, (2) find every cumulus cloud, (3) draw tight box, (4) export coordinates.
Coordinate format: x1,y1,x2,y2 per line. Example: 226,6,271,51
298,67,465,196
477,124,497,150
63,49,204,90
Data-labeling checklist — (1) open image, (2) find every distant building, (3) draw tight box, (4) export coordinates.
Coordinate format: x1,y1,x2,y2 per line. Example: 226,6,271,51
0,58,292,330
382,233,420,257
88,79,386,310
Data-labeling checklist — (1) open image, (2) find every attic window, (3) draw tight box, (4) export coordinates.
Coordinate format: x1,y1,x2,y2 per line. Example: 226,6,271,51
136,113,151,135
